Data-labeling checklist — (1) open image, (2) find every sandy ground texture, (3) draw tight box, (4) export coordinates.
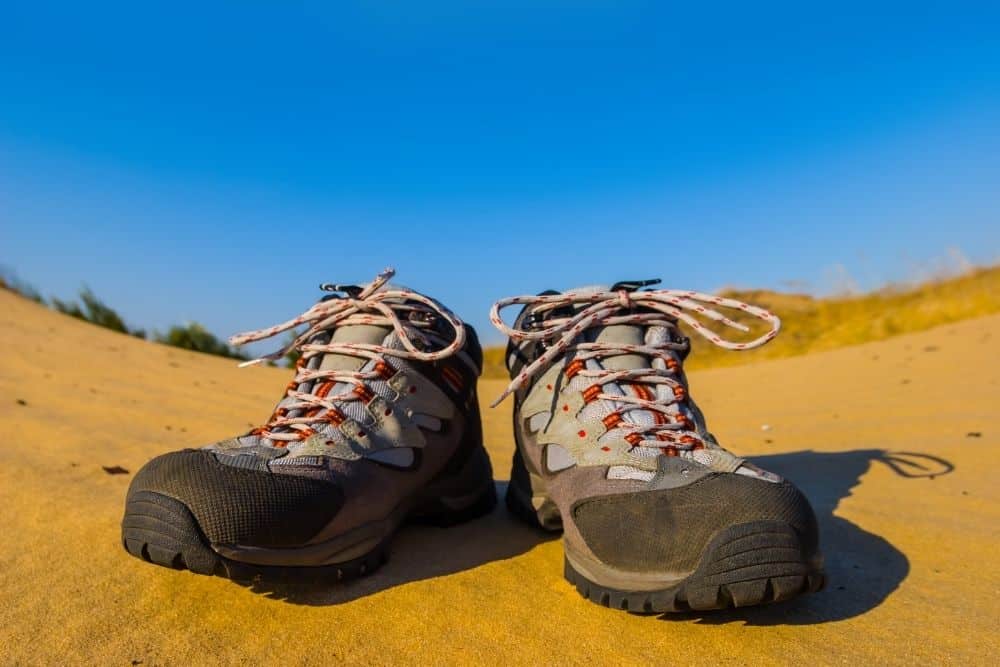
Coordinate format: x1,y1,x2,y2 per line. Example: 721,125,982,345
0,289,997,665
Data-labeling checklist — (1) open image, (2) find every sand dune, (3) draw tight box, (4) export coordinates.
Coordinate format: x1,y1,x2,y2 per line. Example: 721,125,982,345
0,289,996,664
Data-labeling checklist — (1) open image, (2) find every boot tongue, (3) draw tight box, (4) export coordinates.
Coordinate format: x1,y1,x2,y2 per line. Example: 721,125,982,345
564,284,652,372
315,281,408,372
278,291,406,433
593,324,649,371
317,324,393,373
589,322,658,431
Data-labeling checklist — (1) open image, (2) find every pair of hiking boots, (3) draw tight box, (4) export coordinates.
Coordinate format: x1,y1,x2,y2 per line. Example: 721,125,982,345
122,269,823,613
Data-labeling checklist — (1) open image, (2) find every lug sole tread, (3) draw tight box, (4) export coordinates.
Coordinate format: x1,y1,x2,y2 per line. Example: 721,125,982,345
564,520,825,613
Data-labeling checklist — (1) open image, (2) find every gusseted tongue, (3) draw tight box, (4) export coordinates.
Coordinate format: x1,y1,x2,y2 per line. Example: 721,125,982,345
585,322,660,434
560,283,764,479
286,284,410,418
237,277,452,451
562,285,661,433
246,283,429,447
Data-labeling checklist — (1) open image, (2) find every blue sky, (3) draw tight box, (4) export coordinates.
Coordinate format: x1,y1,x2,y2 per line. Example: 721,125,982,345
1,2,998,346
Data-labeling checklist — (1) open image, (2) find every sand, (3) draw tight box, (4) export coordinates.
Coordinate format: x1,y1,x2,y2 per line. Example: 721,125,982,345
0,289,997,665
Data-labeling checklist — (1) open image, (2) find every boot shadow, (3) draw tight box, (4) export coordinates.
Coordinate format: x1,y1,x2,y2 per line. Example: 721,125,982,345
233,449,952,614
236,481,555,606
667,448,954,625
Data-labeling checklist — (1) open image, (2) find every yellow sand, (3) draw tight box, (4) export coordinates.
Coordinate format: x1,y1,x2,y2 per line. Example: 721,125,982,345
0,290,997,665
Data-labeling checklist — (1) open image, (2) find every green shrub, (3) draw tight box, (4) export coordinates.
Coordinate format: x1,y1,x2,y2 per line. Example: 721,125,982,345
53,288,126,332
51,287,146,339
283,329,305,368
155,323,248,360
0,268,45,304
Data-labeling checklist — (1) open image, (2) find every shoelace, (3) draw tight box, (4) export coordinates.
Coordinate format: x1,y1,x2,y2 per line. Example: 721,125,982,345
489,287,780,451
229,268,466,444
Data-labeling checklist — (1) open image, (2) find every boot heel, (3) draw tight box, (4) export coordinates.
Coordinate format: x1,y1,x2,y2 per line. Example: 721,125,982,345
410,480,498,527
409,437,498,526
506,448,562,531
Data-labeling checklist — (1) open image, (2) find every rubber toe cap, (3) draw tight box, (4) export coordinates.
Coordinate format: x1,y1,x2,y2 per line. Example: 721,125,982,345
571,473,819,573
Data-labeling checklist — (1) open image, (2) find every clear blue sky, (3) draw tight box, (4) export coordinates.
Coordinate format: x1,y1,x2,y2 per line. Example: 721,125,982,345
1,2,998,346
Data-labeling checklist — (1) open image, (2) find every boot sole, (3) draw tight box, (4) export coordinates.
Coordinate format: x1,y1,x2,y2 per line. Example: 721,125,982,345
563,520,825,613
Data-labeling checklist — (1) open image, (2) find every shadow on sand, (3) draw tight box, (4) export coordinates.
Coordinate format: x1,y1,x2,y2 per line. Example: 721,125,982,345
668,448,954,625
237,449,953,619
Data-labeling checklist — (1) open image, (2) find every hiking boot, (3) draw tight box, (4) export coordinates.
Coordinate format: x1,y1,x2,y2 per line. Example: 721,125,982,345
122,269,495,582
490,280,824,612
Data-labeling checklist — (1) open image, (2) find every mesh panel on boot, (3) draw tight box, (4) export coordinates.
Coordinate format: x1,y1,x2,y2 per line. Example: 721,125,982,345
127,450,343,548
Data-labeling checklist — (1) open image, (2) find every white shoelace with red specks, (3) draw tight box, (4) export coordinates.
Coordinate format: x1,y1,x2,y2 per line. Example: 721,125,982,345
489,287,780,450
229,268,466,443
